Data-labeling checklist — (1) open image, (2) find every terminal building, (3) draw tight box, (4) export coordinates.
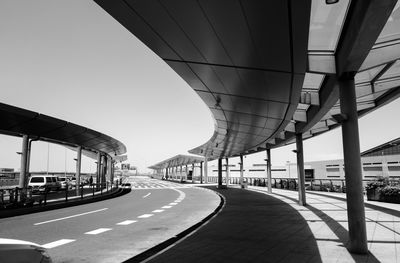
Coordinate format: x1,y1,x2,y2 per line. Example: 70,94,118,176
208,137,400,181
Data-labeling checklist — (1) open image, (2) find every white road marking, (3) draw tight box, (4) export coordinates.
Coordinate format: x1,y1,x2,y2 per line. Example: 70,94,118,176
117,220,137,225
42,239,75,249
143,193,151,198
152,209,164,213
85,228,112,235
162,206,172,209
34,208,108,225
138,214,153,218
169,202,178,205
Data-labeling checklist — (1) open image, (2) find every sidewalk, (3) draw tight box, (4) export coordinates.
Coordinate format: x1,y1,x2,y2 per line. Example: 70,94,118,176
146,186,399,263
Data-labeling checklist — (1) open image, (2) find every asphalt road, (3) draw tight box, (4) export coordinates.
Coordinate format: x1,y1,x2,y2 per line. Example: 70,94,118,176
0,177,220,263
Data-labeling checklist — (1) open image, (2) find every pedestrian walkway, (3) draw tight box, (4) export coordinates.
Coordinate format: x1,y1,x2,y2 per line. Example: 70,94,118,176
146,186,400,263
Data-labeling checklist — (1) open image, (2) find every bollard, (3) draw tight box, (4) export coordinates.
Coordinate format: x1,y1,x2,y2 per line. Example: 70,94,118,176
14,187,19,204
81,185,84,199
44,191,47,205
92,184,95,197
65,187,68,202
106,182,109,192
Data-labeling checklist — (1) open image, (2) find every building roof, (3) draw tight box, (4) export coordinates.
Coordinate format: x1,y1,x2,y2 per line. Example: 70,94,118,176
148,155,204,170
361,137,400,157
95,0,400,160
0,102,126,159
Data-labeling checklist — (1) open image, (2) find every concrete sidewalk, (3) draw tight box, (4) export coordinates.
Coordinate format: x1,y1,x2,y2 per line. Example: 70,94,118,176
147,186,399,263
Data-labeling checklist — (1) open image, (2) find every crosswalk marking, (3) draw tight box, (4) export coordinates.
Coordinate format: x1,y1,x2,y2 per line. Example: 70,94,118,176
42,239,75,249
117,220,137,225
85,228,112,235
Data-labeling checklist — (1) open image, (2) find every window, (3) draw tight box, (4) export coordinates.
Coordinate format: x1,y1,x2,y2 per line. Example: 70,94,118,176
30,177,44,183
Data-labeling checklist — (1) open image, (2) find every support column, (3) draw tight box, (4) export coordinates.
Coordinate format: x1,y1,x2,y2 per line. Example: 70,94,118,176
239,154,244,186
76,146,82,196
107,157,112,184
102,155,107,188
200,161,203,184
266,149,272,194
111,161,115,185
180,166,183,181
225,158,229,187
96,152,101,190
19,135,29,198
218,158,223,187
339,75,368,253
296,134,306,206
204,158,208,183
192,163,195,183
185,165,188,181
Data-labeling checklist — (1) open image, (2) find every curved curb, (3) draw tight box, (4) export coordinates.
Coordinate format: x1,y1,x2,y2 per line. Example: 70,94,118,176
0,188,131,219
123,187,226,263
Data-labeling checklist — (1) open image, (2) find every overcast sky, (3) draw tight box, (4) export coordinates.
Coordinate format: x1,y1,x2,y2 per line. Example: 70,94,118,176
0,0,399,173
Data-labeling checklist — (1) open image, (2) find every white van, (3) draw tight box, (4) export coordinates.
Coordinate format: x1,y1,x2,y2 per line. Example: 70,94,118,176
28,176,60,193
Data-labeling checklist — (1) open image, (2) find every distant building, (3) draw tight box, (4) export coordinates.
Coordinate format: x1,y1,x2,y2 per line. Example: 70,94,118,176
209,138,400,181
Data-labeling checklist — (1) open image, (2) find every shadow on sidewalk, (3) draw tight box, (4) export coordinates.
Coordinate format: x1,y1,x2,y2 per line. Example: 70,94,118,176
273,192,380,263
147,187,322,263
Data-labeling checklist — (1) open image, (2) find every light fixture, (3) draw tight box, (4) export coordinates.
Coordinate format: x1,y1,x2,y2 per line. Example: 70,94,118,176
326,0,339,4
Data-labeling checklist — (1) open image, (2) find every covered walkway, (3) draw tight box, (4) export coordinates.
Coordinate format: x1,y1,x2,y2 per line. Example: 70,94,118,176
145,187,399,263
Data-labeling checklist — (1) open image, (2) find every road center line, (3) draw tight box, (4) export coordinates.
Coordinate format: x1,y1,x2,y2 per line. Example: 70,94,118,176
34,208,108,226
138,214,153,218
143,193,151,198
42,239,75,249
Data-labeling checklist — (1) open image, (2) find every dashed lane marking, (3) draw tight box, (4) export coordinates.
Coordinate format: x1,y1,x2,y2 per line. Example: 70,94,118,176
117,220,137,225
138,214,154,218
161,206,172,209
143,193,151,198
152,209,164,213
42,239,75,249
169,202,178,205
34,208,108,226
85,228,112,235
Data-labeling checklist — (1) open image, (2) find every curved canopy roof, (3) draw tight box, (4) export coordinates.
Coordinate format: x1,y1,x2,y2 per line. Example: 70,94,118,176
95,0,400,159
0,102,126,158
149,155,204,170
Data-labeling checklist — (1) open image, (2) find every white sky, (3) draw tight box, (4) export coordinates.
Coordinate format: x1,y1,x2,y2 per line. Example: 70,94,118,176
0,0,399,173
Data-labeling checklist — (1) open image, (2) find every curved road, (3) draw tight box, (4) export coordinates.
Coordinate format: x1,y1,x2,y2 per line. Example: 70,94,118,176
0,177,220,262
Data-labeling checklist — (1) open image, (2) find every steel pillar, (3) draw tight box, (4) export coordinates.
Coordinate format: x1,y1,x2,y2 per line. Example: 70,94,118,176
266,149,272,194
192,163,195,183
218,158,222,187
339,74,368,253
225,158,229,187
239,155,244,186
76,146,82,196
204,158,208,183
19,135,29,197
200,161,203,184
96,152,101,190
296,134,306,206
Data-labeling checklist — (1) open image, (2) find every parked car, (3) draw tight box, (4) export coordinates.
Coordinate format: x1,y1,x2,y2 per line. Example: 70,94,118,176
57,177,70,189
28,176,60,193
0,238,52,263
69,177,77,188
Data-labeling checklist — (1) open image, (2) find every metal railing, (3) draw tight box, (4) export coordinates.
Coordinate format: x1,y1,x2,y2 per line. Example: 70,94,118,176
202,176,400,193
0,180,121,209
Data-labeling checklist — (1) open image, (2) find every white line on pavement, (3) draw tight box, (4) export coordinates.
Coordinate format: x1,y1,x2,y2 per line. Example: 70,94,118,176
138,214,153,218
34,208,108,226
161,206,172,209
42,239,75,249
169,203,178,205
116,220,137,225
152,209,164,213
85,228,112,235
143,193,151,198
